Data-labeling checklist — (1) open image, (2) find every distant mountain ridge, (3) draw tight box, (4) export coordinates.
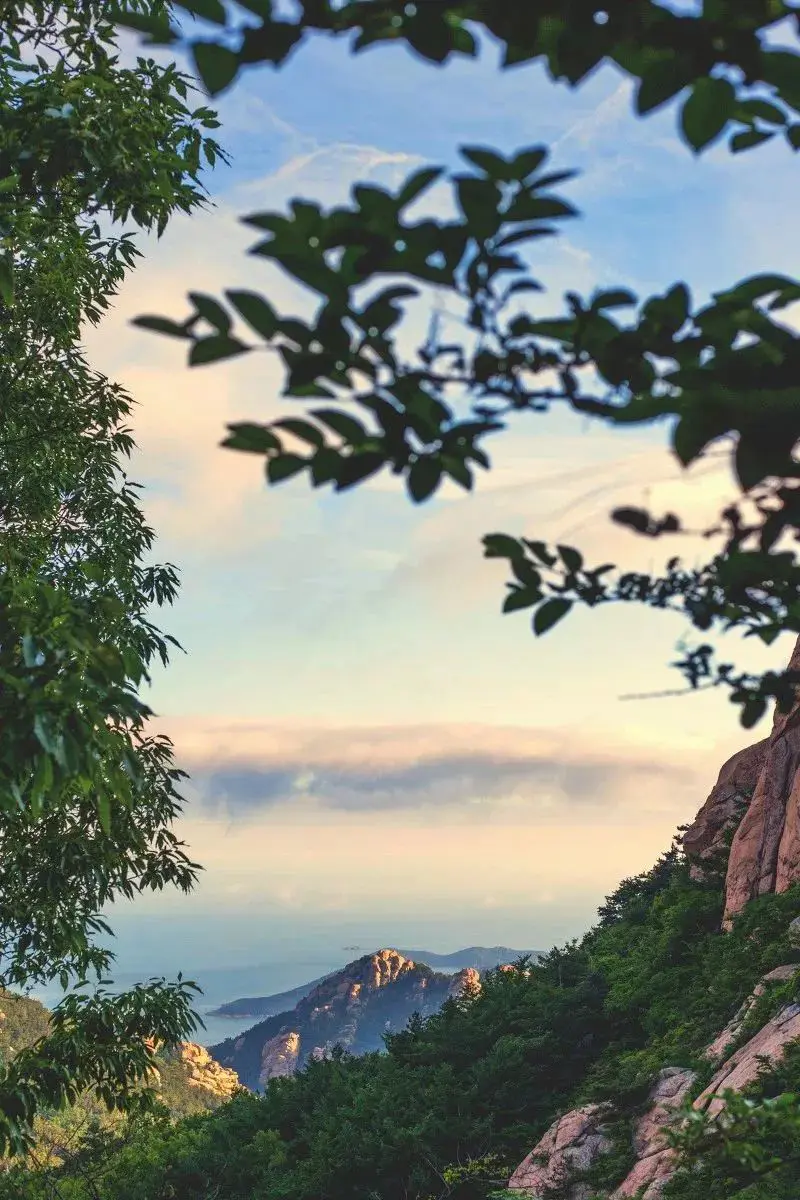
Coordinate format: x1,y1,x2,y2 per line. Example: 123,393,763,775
209,945,535,1020
208,948,505,1090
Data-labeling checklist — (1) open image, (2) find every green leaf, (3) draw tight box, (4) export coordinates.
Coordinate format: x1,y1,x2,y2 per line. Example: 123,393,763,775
736,98,786,125
221,423,281,454
334,451,385,491
715,274,796,304
558,545,583,573
272,418,325,448
224,290,278,339
741,696,767,729
310,409,369,444
407,458,442,503
180,0,226,22
309,447,343,487
524,540,558,567
636,56,691,115
0,252,14,305
591,289,637,311
189,336,250,366
510,147,549,180
460,146,509,179
266,454,307,484
681,77,737,152
188,292,231,333
131,316,194,338
730,128,774,153
761,50,800,108
787,125,800,149
192,42,239,95
397,166,445,209
734,438,771,492
455,176,502,239
97,792,112,836
532,598,573,636
507,195,578,222
483,534,524,559
503,586,541,614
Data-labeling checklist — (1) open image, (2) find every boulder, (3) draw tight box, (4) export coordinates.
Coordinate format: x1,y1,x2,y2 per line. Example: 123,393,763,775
508,1104,612,1199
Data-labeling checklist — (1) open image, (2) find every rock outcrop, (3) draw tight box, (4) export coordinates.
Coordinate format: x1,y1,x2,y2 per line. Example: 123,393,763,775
211,949,484,1090
448,967,482,999
509,969,800,1200
165,1041,242,1100
508,1104,612,1200
694,1001,800,1118
703,964,800,1062
682,740,768,878
258,1031,301,1087
610,1068,696,1200
720,636,800,923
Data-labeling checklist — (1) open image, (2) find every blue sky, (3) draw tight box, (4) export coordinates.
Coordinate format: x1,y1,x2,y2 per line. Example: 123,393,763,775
79,13,800,980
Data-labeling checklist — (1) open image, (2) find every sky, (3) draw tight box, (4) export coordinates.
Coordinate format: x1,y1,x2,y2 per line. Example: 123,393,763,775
75,10,800,982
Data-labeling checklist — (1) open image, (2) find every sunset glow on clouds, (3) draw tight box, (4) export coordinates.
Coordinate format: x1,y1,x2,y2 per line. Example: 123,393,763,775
82,25,798,967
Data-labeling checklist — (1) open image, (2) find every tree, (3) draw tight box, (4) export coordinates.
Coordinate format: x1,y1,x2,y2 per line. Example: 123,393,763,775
120,0,800,729
0,1,224,1157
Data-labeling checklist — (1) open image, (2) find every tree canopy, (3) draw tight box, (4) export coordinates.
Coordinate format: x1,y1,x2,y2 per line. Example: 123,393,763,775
0,0,223,1157
120,0,800,729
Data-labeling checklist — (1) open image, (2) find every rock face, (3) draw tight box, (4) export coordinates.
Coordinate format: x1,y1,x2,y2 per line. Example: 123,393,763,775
508,1104,612,1200
211,949,482,1090
703,965,800,1063
258,1031,301,1087
682,740,768,878
719,636,800,924
694,1001,800,1118
165,1041,242,1100
509,970,800,1199
610,1068,696,1200
448,967,482,999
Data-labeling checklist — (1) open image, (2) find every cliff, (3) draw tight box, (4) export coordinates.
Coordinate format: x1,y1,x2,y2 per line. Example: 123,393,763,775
682,634,800,924
209,948,483,1089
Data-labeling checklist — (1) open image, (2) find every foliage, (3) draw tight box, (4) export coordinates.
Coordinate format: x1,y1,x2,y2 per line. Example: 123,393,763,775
14,842,800,1200
0,0,225,1160
120,0,800,728
664,1043,800,1199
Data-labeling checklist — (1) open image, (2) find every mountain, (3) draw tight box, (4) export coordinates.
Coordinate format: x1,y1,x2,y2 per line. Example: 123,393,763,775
208,948,483,1089
208,945,535,1019
401,945,535,971
20,643,800,1198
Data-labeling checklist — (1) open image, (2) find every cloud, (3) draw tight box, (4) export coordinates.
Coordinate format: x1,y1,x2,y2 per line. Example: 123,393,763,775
158,715,712,824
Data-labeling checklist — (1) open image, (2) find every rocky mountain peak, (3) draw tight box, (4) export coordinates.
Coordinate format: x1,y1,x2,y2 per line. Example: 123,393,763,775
210,948,481,1089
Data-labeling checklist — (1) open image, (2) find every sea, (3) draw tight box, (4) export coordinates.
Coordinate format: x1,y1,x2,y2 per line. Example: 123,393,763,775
27,956,349,1047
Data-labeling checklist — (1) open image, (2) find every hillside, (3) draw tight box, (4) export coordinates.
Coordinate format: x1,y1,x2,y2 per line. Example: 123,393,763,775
209,948,483,1089
10,642,800,1198
209,946,534,1020
0,989,244,1171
